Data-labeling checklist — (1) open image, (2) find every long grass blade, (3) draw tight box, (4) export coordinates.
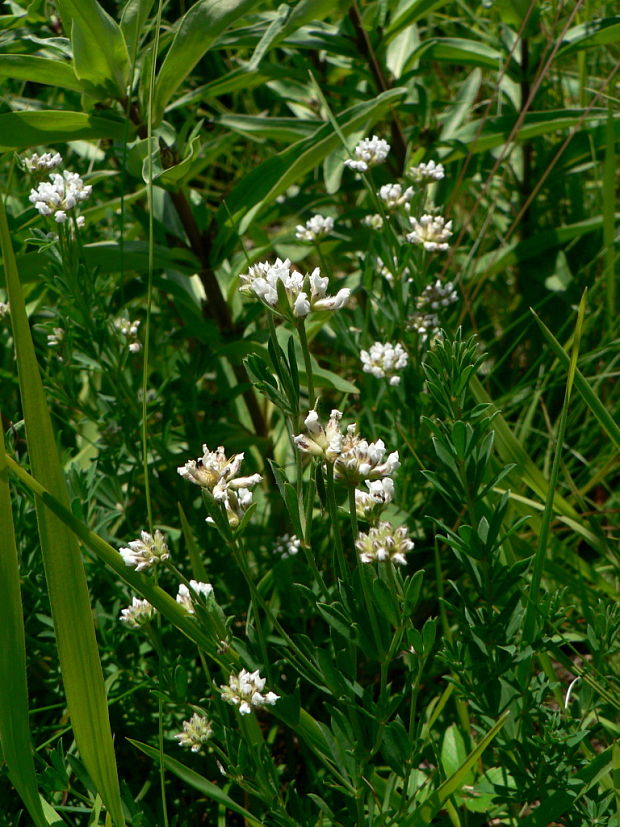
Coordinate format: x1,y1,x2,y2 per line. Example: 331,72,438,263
0,198,125,825
0,431,47,825
523,292,586,642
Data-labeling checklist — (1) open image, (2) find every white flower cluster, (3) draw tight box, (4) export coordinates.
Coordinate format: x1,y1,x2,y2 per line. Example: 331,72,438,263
344,135,390,172
360,341,408,386
406,214,453,251
407,160,445,184
0,301,9,319
378,183,414,212
355,478,394,523
363,213,384,230
24,152,62,173
29,170,91,224
274,533,301,559
47,327,64,348
119,596,157,628
175,713,213,752
119,529,170,572
114,317,141,353
295,214,334,242
176,580,214,614
356,521,414,566
220,668,279,715
408,311,440,344
294,410,400,485
177,445,262,528
239,258,349,320
417,279,458,310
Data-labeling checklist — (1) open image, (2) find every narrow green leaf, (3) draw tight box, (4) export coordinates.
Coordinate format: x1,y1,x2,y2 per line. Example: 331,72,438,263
385,0,450,38
0,55,83,91
54,0,130,97
120,0,155,65
127,740,264,826
0,199,125,825
0,111,130,151
153,0,264,125
0,435,47,825
221,86,406,233
411,37,504,71
531,310,620,451
558,16,620,56
409,711,509,825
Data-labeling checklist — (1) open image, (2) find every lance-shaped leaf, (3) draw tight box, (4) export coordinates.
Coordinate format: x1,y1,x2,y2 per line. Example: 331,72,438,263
152,0,265,125
54,0,130,97
0,199,125,825
0,111,129,151
0,433,47,825
0,55,83,91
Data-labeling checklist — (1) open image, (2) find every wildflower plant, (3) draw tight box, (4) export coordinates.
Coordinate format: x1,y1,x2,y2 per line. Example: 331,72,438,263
0,3,617,826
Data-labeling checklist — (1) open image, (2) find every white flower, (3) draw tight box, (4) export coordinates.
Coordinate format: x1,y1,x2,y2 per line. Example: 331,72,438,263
355,478,394,522
174,713,213,752
407,160,445,184
362,214,384,230
295,214,334,242
408,311,440,344
176,580,214,614
378,183,414,211
119,529,169,571
360,341,408,385
334,427,400,485
114,318,141,352
119,596,156,628
220,668,279,715
274,534,301,559
239,259,349,319
406,215,453,251
177,445,262,528
293,409,344,462
24,152,62,173
417,279,458,310
29,170,92,222
76,215,86,229
47,327,64,347
356,521,414,565
0,301,9,319
344,135,390,173
375,255,411,284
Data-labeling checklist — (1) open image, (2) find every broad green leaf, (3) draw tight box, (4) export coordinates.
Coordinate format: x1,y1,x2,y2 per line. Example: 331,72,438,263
0,111,129,152
221,86,407,233
0,436,47,825
120,0,155,64
0,55,82,91
54,0,130,97
409,37,504,72
385,0,450,38
152,0,265,125
127,740,264,826
409,711,509,825
558,16,620,57
0,200,125,826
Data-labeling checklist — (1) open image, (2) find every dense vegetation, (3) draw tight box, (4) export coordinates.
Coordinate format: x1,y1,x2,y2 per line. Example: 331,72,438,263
0,1,618,825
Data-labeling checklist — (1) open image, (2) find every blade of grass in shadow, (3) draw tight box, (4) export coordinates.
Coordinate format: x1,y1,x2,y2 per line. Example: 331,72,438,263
530,309,620,451
523,292,586,643
0,198,125,825
0,431,48,825
603,100,616,331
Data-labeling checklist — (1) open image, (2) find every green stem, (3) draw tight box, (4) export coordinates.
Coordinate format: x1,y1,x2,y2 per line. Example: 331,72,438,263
297,318,315,409
325,464,347,581
347,485,359,542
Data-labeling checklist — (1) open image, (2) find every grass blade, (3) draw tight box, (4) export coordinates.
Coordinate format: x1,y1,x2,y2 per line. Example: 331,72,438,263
0,433,47,825
0,199,125,825
409,710,510,825
523,293,586,642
